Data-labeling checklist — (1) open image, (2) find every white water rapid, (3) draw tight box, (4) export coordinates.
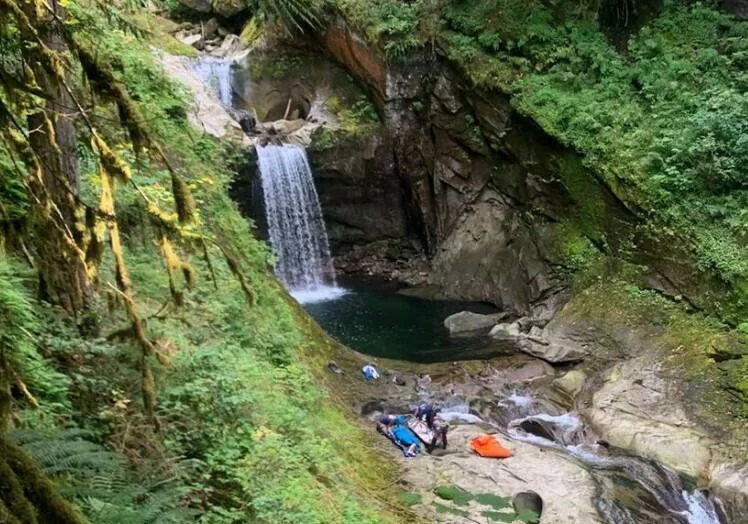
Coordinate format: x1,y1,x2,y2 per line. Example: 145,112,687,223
500,394,723,524
192,56,235,107
256,144,344,303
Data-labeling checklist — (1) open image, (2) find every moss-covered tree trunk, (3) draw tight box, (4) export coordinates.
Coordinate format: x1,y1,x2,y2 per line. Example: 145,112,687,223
22,0,92,314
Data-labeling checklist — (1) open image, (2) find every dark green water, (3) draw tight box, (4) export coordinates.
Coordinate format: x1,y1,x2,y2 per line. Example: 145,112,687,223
302,280,515,363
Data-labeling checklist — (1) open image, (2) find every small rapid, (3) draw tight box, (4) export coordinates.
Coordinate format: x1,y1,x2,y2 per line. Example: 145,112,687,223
492,391,723,524
302,283,729,523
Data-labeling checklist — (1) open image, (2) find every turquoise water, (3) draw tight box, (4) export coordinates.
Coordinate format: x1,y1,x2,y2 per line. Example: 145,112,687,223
302,280,514,363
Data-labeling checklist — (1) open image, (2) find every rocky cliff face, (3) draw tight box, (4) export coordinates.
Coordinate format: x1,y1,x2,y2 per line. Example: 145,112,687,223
225,17,732,319
314,21,626,318
307,19,733,320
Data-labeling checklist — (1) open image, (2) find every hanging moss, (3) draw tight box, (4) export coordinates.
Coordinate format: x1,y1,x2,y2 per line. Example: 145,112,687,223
181,263,196,289
159,236,182,306
0,456,37,524
75,42,149,154
0,498,23,524
201,240,219,290
1,439,86,524
92,135,131,182
170,171,196,224
220,246,256,307
0,362,11,434
141,360,157,427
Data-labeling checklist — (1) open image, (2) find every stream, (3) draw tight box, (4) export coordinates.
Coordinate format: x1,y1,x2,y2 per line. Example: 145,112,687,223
183,52,726,524
304,280,727,524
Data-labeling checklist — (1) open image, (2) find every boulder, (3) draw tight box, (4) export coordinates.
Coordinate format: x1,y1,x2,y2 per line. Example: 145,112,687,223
179,33,204,49
489,321,522,338
710,462,748,523
212,33,244,57
553,369,587,397
443,311,506,335
491,319,587,363
584,358,713,480
201,18,219,40
268,119,305,135
518,338,586,363
178,0,211,12
213,34,245,57
516,419,556,442
513,491,543,523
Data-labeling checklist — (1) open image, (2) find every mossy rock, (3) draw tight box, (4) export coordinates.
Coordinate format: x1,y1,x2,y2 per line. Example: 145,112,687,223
433,484,473,506
706,334,748,362
474,492,512,510
433,501,469,517
211,0,245,17
398,492,422,507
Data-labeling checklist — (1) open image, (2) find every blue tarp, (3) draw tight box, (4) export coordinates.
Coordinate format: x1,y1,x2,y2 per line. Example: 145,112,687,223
391,425,420,456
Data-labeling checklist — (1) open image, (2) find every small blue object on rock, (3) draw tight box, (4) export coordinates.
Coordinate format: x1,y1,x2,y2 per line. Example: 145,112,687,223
362,364,380,382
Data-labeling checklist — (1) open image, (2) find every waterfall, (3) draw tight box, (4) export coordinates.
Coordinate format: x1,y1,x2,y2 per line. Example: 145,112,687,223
192,56,234,107
256,144,343,303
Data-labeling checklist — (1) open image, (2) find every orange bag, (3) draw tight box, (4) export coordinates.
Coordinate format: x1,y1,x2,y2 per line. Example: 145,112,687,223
470,435,512,458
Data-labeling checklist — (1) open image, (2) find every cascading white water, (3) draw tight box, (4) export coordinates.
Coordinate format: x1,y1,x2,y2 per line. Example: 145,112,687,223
256,144,344,303
502,398,723,524
192,56,234,107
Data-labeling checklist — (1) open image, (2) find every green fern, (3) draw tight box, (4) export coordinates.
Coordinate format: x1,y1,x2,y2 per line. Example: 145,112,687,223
0,258,71,410
250,0,323,32
10,428,197,523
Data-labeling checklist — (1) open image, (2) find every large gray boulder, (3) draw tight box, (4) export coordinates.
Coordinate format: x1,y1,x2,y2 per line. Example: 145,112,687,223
211,33,244,57
178,32,204,49
443,311,506,335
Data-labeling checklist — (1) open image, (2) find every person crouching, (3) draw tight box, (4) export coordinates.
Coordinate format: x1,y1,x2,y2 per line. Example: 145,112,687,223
428,417,449,452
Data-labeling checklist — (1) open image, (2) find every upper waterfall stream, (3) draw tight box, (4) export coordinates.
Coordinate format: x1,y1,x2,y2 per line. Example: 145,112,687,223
192,56,235,107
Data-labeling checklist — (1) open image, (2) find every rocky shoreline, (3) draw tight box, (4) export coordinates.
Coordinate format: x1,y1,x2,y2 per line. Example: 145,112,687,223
319,298,748,522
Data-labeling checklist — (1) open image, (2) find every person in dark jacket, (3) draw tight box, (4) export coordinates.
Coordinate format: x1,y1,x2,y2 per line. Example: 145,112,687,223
412,402,436,429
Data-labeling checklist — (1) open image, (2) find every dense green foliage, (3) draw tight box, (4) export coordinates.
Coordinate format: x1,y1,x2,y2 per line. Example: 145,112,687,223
0,1,399,522
332,0,748,321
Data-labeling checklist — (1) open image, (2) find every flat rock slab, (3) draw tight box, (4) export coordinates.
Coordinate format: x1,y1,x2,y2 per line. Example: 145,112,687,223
518,339,587,363
399,425,603,523
445,311,507,335
585,357,713,480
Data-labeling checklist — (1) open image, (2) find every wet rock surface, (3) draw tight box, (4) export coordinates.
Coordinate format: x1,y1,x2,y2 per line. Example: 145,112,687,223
316,298,744,522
